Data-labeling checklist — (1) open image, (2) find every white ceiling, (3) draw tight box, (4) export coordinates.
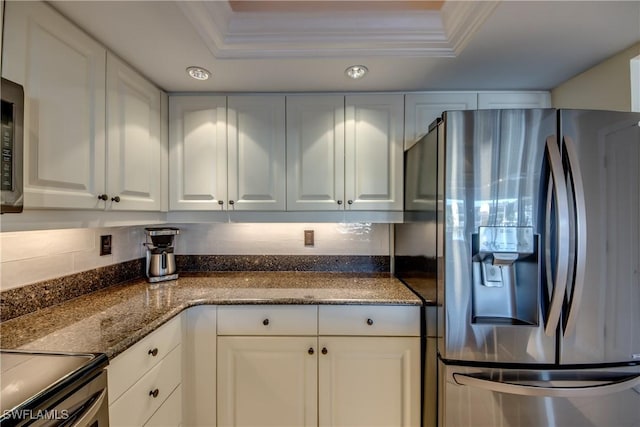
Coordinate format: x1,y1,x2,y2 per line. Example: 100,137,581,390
49,0,640,93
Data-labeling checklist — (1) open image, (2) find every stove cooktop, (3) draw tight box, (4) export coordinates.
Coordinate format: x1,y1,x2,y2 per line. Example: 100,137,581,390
0,350,107,419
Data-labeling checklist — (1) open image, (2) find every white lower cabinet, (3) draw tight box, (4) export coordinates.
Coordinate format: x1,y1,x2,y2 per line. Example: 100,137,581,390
144,384,183,427
318,305,421,427
216,304,420,427
107,304,420,427
107,315,182,427
183,305,218,427
217,336,318,427
318,336,420,427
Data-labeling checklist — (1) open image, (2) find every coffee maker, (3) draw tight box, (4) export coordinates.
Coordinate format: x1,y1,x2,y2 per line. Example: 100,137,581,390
144,228,179,283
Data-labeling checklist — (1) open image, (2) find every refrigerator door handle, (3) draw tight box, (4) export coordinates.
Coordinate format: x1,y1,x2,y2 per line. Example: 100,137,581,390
544,136,571,336
452,372,640,398
562,136,588,337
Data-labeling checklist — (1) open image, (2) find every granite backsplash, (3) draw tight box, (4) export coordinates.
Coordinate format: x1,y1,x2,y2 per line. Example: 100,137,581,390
0,255,390,322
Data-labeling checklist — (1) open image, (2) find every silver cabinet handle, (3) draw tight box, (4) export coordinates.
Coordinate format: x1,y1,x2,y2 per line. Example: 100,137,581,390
562,136,587,337
453,373,640,398
544,136,570,336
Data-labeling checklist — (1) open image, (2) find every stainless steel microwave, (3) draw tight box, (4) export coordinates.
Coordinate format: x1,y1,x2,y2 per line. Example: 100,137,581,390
1,77,24,213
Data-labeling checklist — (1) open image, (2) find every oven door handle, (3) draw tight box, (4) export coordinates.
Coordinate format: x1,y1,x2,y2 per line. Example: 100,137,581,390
68,388,107,427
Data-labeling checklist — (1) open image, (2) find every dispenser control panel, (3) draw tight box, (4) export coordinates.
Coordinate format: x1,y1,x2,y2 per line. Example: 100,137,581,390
478,226,534,254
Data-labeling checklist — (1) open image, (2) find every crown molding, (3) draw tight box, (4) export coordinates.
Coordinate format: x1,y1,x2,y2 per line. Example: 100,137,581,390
442,0,501,54
177,0,500,59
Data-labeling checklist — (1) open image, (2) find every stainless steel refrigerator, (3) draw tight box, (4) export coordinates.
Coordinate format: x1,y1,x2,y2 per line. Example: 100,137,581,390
395,109,640,427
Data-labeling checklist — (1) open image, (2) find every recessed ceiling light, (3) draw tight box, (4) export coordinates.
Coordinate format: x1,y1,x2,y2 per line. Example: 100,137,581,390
186,66,211,81
345,65,368,80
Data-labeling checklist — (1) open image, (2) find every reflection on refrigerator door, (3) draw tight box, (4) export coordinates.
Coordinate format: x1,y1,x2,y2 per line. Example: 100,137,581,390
440,362,640,427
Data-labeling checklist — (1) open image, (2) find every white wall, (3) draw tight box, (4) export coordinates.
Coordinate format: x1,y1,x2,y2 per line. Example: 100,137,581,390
0,222,390,291
552,42,640,111
172,223,390,256
0,227,145,291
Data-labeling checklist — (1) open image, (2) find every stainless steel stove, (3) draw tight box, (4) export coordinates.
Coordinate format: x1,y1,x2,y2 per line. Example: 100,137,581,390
1,350,109,427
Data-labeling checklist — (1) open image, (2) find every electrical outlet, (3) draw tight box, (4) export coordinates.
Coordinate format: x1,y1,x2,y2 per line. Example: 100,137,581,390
304,230,314,247
100,235,112,256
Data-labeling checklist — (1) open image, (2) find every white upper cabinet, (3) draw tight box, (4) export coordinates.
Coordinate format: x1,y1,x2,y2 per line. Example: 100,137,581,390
2,1,106,209
169,96,227,211
227,95,286,211
345,94,404,211
2,2,165,212
404,92,477,150
286,95,345,211
106,53,162,211
477,91,552,109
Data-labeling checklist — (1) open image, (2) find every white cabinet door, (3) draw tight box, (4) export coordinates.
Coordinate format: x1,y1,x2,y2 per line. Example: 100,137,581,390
169,95,227,210
286,95,345,211
217,336,318,427
227,95,286,211
318,336,420,427
106,53,161,211
2,1,106,209
477,91,551,109
345,94,404,211
404,92,477,149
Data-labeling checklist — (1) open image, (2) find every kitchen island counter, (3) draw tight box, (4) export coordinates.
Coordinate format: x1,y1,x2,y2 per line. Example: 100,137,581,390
0,272,421,358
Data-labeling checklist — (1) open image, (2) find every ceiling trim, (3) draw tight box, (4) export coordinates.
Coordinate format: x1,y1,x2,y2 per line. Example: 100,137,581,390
442,0,500,54
177,0,499,59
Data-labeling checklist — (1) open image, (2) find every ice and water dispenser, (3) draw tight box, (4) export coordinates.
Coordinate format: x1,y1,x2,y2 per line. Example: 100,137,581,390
471,226,539,325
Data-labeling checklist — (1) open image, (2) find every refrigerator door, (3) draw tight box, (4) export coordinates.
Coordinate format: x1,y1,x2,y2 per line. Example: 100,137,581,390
440,361,640,427
442,109,558,363
558,110,640,365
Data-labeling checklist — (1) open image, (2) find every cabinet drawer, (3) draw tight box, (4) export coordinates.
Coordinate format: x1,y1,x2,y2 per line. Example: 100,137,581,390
108,315,182,402
144,384,182,427
319,305,420,336
217,305,317,335
109,344,182,427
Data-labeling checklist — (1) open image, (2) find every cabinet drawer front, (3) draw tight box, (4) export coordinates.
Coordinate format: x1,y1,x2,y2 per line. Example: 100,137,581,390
109,344,182,427
217,305,317,335
143,384,182,427
108,315,182,402
319,305,420,336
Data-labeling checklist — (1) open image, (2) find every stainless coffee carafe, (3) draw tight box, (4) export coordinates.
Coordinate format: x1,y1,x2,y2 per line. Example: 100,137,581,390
144,228,179,283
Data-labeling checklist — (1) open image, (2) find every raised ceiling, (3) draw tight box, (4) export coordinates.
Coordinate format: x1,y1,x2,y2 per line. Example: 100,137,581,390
227,1,445,12
49,0,640,93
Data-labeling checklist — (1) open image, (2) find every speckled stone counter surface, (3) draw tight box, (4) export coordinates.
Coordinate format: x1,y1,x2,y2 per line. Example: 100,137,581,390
0,272,421,359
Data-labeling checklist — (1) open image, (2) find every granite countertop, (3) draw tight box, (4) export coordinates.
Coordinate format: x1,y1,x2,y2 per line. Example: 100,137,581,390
0,272,421,359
